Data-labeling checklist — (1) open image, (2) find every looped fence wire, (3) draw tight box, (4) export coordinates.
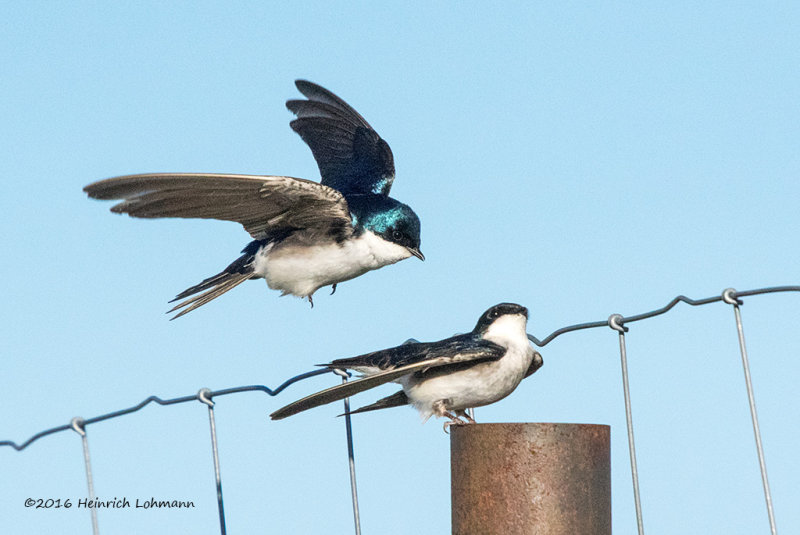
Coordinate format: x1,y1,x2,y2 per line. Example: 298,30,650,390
0,369,330,452
526,285,799,347
1,368,343,535
527,284,794,535
2,284,796,535
3,285,796,452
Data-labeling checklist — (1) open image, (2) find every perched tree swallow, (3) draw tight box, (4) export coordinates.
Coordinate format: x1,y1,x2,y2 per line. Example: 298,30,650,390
271,303,543,429
83,80,423,318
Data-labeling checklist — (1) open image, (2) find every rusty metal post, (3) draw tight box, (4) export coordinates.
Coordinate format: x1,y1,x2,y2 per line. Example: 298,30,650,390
451,423,610,535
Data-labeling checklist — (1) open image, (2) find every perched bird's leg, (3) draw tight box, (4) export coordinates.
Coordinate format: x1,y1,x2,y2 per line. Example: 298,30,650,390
455,409,476,424
330,283,337,295
434,399,467,433
307,294,314,308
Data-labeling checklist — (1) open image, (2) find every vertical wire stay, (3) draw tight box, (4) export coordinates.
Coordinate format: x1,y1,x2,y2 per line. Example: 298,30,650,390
333,369,362,535
70,417,99,535
198,389,227,535
721,289,778,534
608,314,645,535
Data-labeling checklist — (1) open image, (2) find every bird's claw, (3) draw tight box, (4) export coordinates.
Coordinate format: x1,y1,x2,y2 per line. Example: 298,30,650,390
307,295,314,308
330,283,337,295
443,417,469,434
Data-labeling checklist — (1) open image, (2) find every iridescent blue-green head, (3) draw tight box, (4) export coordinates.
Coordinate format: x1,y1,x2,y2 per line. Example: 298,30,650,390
347,195,424,260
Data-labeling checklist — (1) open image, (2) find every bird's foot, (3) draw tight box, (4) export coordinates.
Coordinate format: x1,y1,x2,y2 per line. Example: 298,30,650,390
437,403,469,433
443,417,468,434
307,295,314,308
330,283,337,295
455,409,477,424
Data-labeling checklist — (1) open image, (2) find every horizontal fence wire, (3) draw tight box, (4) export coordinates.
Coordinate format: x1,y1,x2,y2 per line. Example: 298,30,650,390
0,369,331,452
527,285,800,346
1,284,797,453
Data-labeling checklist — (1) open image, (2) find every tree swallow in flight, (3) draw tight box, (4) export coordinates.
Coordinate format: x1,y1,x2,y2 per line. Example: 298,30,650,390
270,303,543,429
83,80,423,318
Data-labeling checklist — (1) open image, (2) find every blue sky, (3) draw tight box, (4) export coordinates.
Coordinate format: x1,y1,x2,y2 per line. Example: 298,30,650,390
2,3,798,534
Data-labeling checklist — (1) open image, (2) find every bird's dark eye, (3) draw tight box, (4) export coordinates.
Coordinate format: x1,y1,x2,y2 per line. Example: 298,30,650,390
489,309,499,319
391,230,403,241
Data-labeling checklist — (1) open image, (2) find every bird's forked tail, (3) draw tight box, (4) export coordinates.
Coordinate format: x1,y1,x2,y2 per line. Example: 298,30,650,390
167,250,258,319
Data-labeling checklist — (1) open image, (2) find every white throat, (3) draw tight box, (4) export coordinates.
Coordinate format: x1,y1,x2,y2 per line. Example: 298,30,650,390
483,313,529,348
358,230,413,266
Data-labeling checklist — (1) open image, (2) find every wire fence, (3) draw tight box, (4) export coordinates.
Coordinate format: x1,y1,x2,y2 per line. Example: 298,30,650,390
3,284,796,534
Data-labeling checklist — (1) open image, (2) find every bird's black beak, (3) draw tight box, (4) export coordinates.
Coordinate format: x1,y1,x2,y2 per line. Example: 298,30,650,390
408,247,425,261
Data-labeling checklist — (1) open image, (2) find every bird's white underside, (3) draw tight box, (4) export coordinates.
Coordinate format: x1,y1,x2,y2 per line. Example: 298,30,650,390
253,230,412,297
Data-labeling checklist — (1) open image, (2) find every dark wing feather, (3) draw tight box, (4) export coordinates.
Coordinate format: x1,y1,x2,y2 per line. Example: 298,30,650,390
287,80,395,196
328,334,503,371
83,173,353,240
270,339,506,420
344,391,409,416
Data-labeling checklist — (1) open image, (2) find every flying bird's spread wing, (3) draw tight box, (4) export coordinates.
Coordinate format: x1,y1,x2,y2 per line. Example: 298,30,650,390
287,80,395,197
83,173,353,240
270,337,505,420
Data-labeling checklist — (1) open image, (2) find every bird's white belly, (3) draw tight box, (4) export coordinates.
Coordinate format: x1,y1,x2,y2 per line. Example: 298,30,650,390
253,231,411,297
402,344,534,420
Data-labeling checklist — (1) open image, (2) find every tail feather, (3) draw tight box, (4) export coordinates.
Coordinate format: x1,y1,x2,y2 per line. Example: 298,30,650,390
166,246,261,319
170,246,259,303
170,271,234,302
339,390,409,417
168,272,254,319
167,246,263,321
